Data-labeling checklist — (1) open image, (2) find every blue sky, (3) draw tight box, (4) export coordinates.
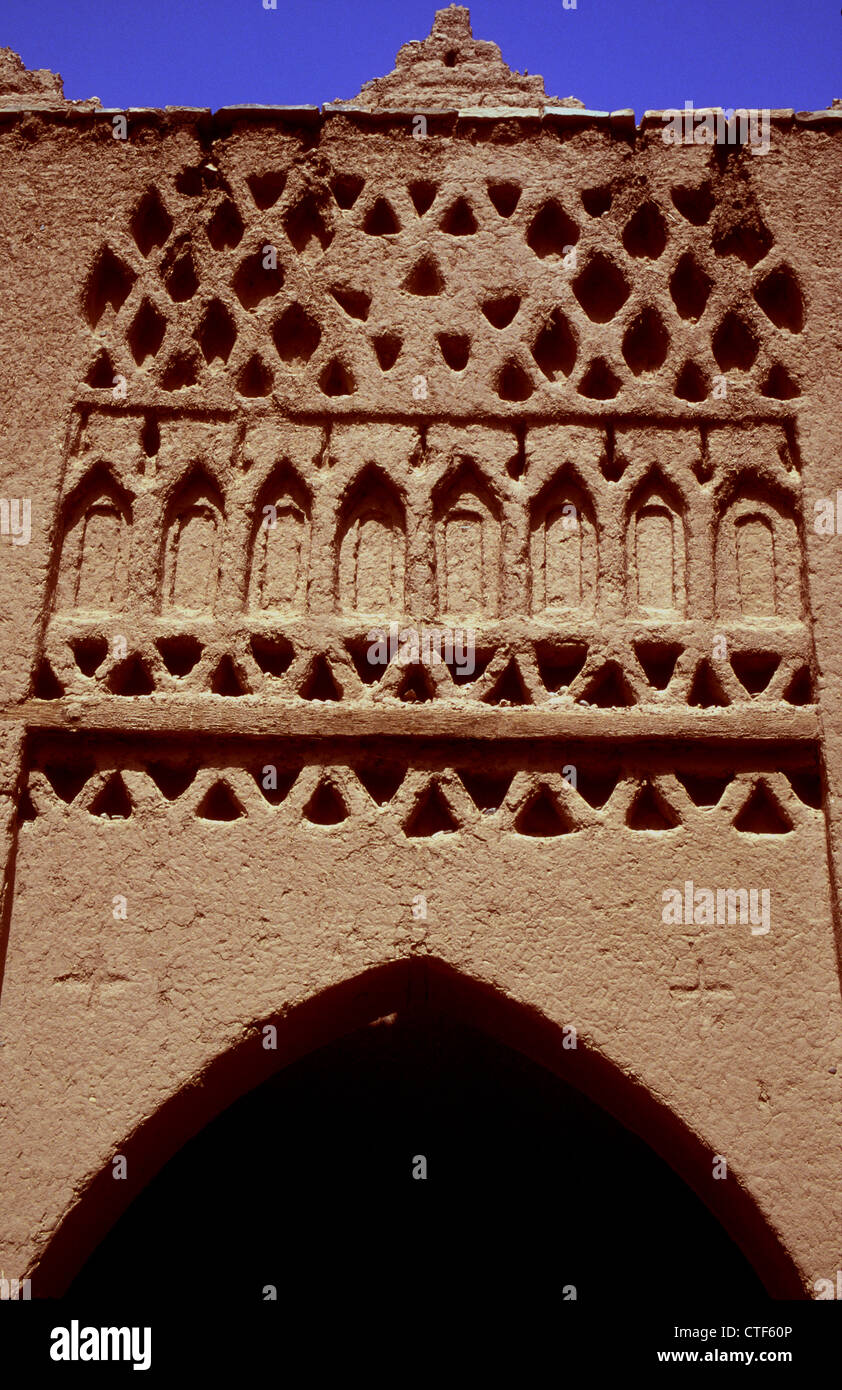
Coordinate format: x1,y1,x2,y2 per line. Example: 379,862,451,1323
2,0,839,117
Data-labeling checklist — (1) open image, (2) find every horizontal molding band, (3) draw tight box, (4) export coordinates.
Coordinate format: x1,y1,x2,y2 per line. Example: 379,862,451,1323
74,391,799,426
8,700,819,742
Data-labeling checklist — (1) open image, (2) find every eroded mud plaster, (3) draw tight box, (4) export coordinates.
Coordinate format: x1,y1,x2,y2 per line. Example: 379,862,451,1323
0,7,841,1298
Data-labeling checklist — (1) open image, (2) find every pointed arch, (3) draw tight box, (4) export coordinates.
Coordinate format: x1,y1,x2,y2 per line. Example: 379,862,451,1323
54,463,132,612
714,476,802,622
336,464,406,615
27,958,804,1300
161,466,224,614
248,461,311,612
625,468,687,617
433,458,502,618
529,465,597,615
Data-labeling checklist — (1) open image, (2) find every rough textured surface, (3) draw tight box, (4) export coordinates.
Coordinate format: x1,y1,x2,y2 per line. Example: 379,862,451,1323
0,45,100,111
0,6,841,1299
326,6,584,111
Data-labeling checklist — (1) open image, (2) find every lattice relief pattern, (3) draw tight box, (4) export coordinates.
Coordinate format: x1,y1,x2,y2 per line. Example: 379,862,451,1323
20,739,822,840
78,139,806,413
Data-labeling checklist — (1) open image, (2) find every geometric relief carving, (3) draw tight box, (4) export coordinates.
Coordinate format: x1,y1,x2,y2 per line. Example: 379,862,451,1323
338,470,405,614
79,147,804,416
167,504,219,611
163,474,223,613
75,504,127,608
530,478,596,614
54,473,131,612
445,509,484,610
24,744,821,842
435,464,500,618
636,506,675,608
357,514,400,609
253,503,307,608
249,470,310,611
715,493,801,622
735,515,775,617
627,481,686,616
545,508,585,607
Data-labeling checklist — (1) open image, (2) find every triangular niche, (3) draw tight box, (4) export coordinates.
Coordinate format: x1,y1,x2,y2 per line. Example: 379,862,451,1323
483,660,532,706
626,782,680,830
303,780,348,825
299,656,342,702
197,781,244,821
404,783,459,837
733,781,792,834
89,774,133,819
514,785,573,837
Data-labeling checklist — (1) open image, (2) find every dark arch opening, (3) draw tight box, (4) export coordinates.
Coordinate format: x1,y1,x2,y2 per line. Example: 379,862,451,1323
69,1008,767,1308
34,959,803,1301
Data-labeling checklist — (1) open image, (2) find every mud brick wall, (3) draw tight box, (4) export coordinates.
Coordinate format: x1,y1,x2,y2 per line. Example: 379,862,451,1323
1,6,841,1297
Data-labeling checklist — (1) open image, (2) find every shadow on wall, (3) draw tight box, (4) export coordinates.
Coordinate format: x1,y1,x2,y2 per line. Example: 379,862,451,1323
28,959,802,1304
68,1008,768,1310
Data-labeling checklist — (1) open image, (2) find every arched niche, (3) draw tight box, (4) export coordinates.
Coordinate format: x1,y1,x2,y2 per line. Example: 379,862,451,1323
626,473,687,617
433,460,501,619
54,466,132,613
162,468,224,614
248,464,311,613
714,488,801,622
336,466,406,615
530,471,597,616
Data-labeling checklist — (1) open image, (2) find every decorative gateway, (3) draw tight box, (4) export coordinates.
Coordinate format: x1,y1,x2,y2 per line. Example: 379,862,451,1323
0,5,840,1323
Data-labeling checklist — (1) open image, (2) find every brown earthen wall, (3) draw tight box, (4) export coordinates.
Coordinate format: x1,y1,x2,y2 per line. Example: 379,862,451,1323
1,7,841,1297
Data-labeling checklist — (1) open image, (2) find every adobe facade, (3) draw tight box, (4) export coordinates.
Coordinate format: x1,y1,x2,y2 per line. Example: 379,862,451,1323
0,6,841,1297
